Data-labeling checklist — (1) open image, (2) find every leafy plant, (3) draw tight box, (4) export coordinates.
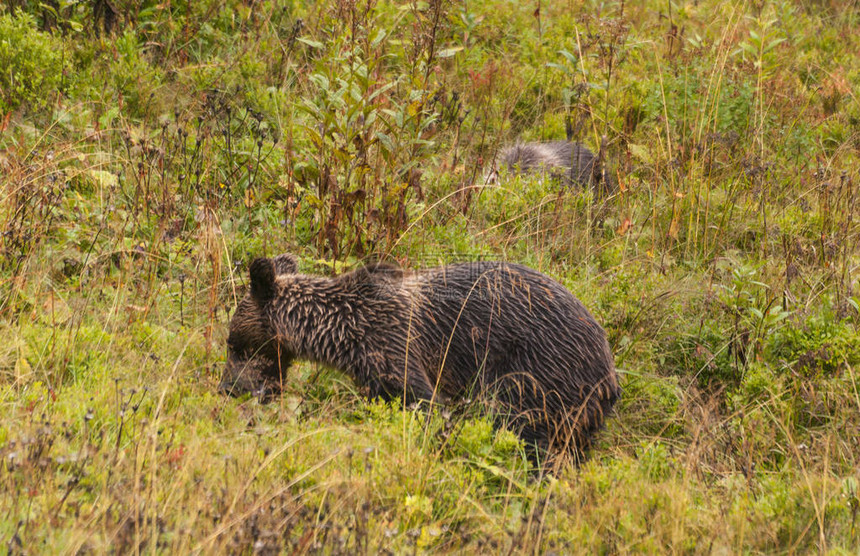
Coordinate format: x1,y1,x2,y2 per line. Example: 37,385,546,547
0,10,65,114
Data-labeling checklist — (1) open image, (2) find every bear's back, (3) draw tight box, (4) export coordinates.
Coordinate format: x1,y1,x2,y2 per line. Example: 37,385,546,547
411,262,615,396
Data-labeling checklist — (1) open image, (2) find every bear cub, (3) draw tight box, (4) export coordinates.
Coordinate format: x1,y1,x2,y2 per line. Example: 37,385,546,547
484,140,614,192
220,254,620,463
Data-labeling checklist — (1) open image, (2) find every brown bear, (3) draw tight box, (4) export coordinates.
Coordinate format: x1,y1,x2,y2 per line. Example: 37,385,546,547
484,140,614,192
220,254,620,464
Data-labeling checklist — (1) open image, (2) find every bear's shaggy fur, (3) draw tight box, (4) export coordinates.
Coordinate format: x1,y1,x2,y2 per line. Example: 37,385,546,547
220,255,620,462
485,140,614,192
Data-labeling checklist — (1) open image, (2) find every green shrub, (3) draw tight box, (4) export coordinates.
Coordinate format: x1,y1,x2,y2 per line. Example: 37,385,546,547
108,29,165,117
0,10,65,114
766,314,860,377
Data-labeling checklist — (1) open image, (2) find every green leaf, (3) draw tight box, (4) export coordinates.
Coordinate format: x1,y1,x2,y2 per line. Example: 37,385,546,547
371,28,387,47
88,170,118,189
628,144,653,164
375,132,394,154
297,37,324,49
437,46,463,58
558,49,578,65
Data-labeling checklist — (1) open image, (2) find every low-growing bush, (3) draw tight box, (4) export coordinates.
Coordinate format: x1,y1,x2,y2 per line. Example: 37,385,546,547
0,10,65,114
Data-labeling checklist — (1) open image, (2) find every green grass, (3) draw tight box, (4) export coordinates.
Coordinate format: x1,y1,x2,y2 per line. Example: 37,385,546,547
1,0,859,552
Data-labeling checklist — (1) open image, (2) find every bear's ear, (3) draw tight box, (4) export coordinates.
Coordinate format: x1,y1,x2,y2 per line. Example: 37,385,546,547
272,253,298,275
249,257,276,302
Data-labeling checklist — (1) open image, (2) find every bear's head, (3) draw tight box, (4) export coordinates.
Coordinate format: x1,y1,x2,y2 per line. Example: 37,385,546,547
219,254,298,401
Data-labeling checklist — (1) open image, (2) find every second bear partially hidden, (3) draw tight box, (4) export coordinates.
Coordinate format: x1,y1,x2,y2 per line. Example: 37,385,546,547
485,140,614,192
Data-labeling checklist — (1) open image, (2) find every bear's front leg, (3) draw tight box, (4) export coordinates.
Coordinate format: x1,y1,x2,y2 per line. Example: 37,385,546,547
360,351,437,405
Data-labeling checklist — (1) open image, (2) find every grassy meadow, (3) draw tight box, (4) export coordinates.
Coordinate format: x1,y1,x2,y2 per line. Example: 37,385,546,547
1,0,860,552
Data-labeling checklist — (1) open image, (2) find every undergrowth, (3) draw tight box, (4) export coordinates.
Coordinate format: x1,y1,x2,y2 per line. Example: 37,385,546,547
1,0,859,553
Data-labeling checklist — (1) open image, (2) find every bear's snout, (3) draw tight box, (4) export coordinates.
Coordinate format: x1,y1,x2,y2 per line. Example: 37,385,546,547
219,353,288,402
